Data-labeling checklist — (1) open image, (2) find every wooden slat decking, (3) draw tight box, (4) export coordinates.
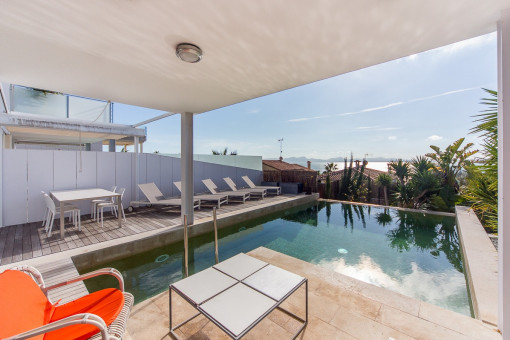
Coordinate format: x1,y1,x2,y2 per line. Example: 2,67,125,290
0,195,293,265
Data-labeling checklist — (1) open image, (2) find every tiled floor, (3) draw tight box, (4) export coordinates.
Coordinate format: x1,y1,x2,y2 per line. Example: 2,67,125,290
0,194,293,265
127,248,502,340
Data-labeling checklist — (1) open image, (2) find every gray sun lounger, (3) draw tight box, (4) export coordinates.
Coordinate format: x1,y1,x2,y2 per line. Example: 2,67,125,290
202,179,250,203
174,181,228,208
242,176,281,195
223,177,266,199
131,182,200,210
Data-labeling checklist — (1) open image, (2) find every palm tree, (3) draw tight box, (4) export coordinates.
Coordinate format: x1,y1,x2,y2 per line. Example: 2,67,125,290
324,162,339,174
323,163,338,198
426,138,477,190
376,173,392,206
212,147,237,155
463,89,498,230
426,138,477,211
409,156,439,208
388,159,409,185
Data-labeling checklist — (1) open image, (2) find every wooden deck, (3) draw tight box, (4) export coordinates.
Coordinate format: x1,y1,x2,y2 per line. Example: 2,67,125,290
0,195,294,266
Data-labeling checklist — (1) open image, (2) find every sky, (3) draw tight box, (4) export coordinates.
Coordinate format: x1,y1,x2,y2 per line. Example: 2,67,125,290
113,32,497,160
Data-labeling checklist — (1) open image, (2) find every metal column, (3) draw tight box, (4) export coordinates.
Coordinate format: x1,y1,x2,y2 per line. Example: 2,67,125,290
181,112,194,225
133,136,140,202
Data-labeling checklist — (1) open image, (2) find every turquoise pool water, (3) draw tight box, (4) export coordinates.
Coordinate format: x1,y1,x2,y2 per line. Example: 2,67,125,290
80,202,472,316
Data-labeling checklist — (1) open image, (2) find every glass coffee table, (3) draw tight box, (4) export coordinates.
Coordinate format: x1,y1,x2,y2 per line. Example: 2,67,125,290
169,253,308,339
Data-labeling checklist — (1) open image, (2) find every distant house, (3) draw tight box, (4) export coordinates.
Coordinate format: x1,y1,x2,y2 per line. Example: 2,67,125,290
262,159,317,193
262,159,312,172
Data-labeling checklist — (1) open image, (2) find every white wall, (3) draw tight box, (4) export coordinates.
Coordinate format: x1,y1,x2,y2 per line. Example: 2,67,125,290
1,150,262,227
166,154,262,171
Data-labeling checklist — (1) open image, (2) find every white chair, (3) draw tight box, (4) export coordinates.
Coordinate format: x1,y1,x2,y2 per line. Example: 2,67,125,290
41,191,74,229
97,188,126,228
43,193,81,237
91,186,117,220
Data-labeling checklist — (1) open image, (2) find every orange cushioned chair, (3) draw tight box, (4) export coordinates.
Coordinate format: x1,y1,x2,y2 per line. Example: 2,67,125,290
0,265,134,340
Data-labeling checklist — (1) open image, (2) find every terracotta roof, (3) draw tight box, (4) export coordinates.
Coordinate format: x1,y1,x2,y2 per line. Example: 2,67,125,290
263,160,313,171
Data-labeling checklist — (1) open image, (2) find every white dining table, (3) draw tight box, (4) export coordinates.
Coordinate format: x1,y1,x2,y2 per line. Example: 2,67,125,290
50,188,121,239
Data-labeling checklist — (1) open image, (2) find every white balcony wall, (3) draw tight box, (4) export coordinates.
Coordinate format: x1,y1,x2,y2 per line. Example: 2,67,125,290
166,154,262,171
68,96,111,123
1,150,263,227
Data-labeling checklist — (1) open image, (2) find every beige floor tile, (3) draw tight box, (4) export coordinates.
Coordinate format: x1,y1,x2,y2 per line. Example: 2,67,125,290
359,284,420,316
315,282,381,320
330,305,415,340
376,304,469,340
152,290,170,316
243,316,293,339
418,302,501,340
267,308,293,330
300,316,358,340
127,300,170,339
308,291,341,323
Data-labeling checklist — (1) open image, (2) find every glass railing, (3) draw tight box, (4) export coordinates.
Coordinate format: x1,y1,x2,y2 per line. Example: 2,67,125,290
11,85,112,123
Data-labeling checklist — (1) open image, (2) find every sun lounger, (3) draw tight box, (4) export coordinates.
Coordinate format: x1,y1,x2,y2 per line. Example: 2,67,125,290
242,176,281,195
0,265,134,340
130,182,200,210
174,181,228,208
223,177,267,199
202,179,250,203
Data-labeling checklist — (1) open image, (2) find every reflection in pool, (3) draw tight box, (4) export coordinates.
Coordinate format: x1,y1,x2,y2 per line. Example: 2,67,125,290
80,202,471,316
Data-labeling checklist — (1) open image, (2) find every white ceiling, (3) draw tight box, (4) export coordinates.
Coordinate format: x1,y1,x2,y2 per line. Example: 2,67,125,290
0,1,508,114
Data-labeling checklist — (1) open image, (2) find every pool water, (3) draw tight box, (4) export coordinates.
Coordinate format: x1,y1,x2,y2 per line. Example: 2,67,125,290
80,202,472,316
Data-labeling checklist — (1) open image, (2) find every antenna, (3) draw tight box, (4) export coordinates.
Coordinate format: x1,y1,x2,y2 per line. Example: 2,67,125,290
278,138,284,160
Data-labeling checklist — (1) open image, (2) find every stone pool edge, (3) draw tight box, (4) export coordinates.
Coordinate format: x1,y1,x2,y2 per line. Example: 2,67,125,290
456,205,499,327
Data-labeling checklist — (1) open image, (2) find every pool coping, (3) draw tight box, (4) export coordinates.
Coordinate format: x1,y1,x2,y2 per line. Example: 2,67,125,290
320,199,456,217
455,205,498,327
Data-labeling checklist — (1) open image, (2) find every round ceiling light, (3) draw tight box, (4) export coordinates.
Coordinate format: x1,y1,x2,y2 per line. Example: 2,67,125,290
176,43,202,63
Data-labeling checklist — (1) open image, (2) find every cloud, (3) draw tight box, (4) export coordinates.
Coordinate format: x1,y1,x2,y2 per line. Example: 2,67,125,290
408,87,479,103
356,126,400,131
287,115,330,122
338,102,403,116
388,136,397,140
287,86,480,123
248,109,260,114
427,135,443,141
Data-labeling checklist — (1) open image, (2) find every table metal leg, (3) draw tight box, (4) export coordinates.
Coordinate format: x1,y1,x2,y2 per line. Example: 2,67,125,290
117,195,122,227
60,203,65,239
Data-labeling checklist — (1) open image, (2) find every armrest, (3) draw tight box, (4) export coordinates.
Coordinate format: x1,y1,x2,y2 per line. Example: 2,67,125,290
44,268,125,294
4,313,114,340
10,265,45,288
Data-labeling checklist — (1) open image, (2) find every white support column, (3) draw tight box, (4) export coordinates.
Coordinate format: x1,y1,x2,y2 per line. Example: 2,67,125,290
133,137,140,202
498,11,510,337
181,112,194,225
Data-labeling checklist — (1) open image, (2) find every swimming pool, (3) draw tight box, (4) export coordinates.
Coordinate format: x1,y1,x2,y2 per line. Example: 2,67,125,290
79,201,472,316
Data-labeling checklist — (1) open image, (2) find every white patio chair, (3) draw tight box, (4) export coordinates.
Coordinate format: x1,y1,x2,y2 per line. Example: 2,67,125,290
43,193,81,237
91,186,117,220
97,188,126,228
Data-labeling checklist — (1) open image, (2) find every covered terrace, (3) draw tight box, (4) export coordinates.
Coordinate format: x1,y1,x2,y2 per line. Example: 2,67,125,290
1,1,510,338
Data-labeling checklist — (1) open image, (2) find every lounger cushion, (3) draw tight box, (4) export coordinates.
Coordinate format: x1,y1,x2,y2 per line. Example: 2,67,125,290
46,288,124,340
0,270,54,340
